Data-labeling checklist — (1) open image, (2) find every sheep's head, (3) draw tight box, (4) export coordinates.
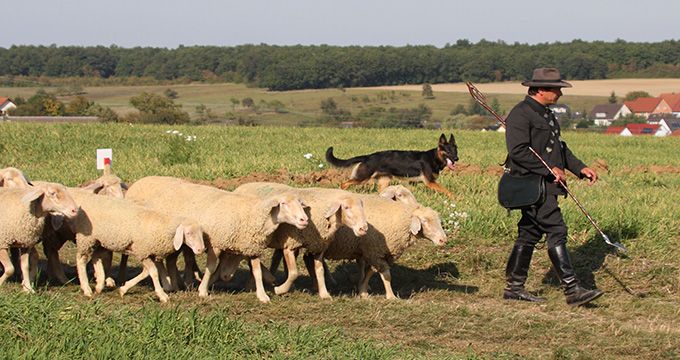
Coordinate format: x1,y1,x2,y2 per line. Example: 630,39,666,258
0,167,31,189
81,174,128,199
324,195,368,236
379,185,419,207
174,220,205,255
21,182,79,220
409,207,447,246
263,193,309,229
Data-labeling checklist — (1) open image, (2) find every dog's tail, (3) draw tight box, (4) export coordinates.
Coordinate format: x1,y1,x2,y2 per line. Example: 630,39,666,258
325,147,367,168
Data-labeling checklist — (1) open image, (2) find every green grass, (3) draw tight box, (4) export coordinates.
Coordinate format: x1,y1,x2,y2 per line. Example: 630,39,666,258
0,122,679,358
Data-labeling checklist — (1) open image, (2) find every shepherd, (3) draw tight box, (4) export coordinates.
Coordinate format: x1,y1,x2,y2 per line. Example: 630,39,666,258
502,68,604,306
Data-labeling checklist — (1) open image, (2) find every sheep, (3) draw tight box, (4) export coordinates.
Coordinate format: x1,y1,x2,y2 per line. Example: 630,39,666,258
269,184,419,293
232,182,368,299
124,176,309,303
0,167,32,188
318,193,447,300
32,165,129,286
0,183,79,293
66,188,205,302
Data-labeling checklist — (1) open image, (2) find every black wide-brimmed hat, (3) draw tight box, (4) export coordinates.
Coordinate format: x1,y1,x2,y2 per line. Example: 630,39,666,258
521,68,572,88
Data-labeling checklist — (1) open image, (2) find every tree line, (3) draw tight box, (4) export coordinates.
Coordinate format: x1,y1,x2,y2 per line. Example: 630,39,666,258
2,40,680,90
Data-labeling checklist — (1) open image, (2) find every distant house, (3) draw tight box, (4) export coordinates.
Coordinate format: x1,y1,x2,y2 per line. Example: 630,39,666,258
0,97,17,117
620,123,660,136
588,104,630,126
672,129,680,137
646,113,677,125
657,118,680,136
623,97,671,118
604,126,625,135
658,93,680,115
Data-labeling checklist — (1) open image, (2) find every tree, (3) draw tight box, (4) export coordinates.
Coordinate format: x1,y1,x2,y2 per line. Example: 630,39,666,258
422,83,435,99
241,97,255,108
608,91,617,104
128,92,189,124
164,88,178,99
624,91,651,101
66,96,93,116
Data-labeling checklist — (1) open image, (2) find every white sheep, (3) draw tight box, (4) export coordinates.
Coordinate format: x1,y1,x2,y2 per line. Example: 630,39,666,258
0,167,32,188
320,194,447,300
233,182,368,299
0,183,79,293
67,188,205,302
39,166,129,286
124,176,309,303
269,184,420,293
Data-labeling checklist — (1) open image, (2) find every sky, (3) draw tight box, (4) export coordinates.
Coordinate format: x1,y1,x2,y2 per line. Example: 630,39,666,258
4,0,680,48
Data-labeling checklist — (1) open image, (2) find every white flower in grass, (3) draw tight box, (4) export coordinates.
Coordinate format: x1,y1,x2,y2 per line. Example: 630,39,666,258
166,130,173,133
172,130,180,134
318,164,324,168
303,153,313,159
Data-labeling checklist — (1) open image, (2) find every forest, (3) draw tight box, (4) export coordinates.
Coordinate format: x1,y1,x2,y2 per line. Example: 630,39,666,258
2,40,680,90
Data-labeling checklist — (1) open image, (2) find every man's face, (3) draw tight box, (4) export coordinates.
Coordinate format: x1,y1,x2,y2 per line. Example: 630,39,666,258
538,87,563,105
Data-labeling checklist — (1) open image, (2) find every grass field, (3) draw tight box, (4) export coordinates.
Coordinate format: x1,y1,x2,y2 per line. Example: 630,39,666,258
0,121,679,358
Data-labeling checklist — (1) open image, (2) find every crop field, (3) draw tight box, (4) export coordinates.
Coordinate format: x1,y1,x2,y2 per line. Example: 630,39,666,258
0,81,609,126
0,122,679,359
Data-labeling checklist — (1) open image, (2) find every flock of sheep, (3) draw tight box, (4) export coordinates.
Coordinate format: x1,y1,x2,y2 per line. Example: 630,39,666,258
0,165,447,303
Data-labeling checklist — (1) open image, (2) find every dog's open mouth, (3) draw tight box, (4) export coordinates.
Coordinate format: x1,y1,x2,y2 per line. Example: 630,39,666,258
446,158,456,170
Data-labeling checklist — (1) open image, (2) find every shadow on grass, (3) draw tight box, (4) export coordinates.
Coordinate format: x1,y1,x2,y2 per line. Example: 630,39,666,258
541,226,635,294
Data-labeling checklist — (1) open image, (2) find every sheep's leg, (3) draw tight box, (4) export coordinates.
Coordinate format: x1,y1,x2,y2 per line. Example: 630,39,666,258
116,254,129,288
154,259,174,292
91,252,107,294
0,248,15,286
182,247,202,282
43,238,69,284
358,266,375,299
313,253,332,299
165,251,184,291
28,247,39,285
100,249,116,288
356,258,367,288
378,267,397,300
198,247,220,298
250,257,270,303
274,248,299,295
19,248,35,293
270,249,284,274
118,262,150,297
76,251,93,298
144,258,169,303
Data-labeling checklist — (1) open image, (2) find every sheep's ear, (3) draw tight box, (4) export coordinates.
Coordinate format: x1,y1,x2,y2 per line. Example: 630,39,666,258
51,215,64,230
173,225,184,251
262,196,282,211
379,187,397,201
82,181,104,194
324,201,341,219
21,188,44,205
410,216,422,235
120,182,129,190
299,198,310,208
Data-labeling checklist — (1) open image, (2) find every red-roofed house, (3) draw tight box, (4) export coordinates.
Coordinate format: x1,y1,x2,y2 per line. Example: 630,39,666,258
672,129,680,137
659,93,680,114
604,126,625,135
623,97,671,118
0,97,17,117
620,123,660,136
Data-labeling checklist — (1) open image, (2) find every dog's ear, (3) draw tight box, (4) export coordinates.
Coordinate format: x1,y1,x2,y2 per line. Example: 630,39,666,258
439,133,447,145
449,133,455,144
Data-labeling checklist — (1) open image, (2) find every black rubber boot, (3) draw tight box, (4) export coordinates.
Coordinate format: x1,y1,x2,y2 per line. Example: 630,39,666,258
548,244,604,306
503,244,546,302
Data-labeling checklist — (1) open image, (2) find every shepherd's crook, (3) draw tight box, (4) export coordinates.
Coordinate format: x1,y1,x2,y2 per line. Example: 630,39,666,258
466,82,626,252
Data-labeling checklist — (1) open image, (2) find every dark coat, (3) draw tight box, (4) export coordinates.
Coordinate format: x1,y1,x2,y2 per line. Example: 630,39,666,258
505,96,586,195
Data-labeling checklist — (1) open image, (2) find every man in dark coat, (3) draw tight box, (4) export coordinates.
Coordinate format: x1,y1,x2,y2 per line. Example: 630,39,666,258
503,68,603,306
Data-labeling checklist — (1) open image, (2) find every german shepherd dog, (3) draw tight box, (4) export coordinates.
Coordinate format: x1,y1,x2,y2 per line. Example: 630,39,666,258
326,133,458,197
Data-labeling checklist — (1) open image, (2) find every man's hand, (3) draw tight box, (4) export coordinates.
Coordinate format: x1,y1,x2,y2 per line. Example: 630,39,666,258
551,167,566,184
580,167,598,185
